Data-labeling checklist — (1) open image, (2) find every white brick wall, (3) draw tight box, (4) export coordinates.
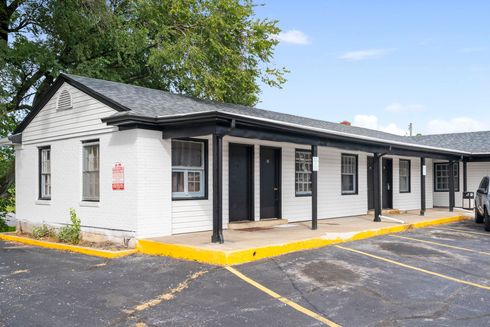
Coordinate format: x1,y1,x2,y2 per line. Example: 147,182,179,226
16,130,139,236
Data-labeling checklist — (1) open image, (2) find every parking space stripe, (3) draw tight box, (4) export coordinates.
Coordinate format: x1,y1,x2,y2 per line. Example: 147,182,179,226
435,227,490,236
225,266,341,327
389,234,490,256
335,245,490,291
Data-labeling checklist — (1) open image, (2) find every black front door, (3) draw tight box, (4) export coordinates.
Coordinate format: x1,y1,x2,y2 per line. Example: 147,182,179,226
260,147,281,219
229,143,254,222
382,158,393,209
367,156,374,210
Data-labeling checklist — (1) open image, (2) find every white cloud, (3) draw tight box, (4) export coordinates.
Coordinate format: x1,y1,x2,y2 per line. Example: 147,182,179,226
353,114,407,136
339,48,393,61
274,30,311,45
426,117,488,134
385,103,425,113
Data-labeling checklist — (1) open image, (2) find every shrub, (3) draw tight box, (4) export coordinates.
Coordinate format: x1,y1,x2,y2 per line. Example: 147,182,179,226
58,209,81,244
32,224,54,239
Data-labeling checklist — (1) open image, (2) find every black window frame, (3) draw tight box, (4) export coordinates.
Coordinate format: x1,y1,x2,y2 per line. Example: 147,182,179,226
399,159,411,193
38,146,51,200
171,138,209,201
295,148,312,197
341,153,358,195
433,162,460,192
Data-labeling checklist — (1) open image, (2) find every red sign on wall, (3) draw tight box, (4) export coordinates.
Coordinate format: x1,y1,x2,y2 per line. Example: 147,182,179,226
112,162,125,190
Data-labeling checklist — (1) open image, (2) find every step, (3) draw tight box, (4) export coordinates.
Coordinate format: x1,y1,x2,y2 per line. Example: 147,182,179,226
228,219,289,230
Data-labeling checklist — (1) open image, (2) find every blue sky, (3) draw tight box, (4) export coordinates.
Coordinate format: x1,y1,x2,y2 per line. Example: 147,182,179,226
254,1,490,135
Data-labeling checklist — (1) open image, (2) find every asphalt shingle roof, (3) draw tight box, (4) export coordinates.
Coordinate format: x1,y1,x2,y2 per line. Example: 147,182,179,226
64,74,489,154
409,132,490,154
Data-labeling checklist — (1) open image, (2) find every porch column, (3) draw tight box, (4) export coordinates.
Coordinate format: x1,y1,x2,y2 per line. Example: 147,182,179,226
420,157,426,216
211,134,224,243
463,160,468,193
311,144,318,230
448,160,455,212
373,153,382,222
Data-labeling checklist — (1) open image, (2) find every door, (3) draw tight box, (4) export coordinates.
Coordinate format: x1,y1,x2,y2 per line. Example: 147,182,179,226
260,146,281,219
382,158,393,209
229,143,254,222
367,156,374,210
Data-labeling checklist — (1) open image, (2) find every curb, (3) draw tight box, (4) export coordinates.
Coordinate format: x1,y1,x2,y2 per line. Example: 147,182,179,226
0,233,137,259
137,215,470,265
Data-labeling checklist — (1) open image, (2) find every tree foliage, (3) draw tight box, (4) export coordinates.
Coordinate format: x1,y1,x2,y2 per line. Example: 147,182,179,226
0,0,287,207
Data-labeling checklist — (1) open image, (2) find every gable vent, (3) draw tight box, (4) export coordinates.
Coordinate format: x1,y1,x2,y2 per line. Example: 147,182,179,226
57,89,72,110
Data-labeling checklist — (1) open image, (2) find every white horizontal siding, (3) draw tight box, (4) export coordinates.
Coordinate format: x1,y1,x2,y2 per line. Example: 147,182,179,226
425,159,434,209
467,162,490,193
432,160,463,207
392,156,421,210
171,135,213,234
22,83,117,144
318,148,367,218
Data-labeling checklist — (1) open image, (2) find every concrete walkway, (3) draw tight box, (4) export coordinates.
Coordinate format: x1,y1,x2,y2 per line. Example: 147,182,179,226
137,209,472,265
149,209,468,250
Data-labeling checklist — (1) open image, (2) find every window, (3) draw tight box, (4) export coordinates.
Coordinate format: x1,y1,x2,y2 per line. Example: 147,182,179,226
295,150,312,196
39,147,51,200
399,159,411,193
172,139,207,199
57,89,72,110
341,154,358,195
434,162,459,192
82,141,100,201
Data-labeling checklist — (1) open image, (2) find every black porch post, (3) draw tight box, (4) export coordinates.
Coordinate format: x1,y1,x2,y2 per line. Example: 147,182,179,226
211,134,224,243
420,157,426,216
463,160,468,193
448,160,455,212
311,144,318,230
373,153,382,222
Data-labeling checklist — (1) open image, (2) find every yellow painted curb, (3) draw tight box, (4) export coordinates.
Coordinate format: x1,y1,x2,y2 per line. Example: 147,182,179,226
0,233,137,259
137,215,470,266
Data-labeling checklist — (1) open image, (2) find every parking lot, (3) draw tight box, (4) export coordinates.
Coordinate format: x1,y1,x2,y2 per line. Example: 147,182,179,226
1,220,490,326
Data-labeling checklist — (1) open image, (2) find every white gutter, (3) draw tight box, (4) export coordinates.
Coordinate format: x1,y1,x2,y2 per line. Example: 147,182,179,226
378,215,405,224
156,110,473,155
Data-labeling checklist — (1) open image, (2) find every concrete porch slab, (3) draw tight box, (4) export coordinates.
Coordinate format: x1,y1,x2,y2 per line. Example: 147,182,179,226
137,209,471,266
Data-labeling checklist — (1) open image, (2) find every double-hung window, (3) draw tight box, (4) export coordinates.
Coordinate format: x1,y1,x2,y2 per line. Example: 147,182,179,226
172,139,207,199
82,140,100,201
295,149,312,196
341,154,358,195
399,159,411,193
39,147,51,200
434,162,459,192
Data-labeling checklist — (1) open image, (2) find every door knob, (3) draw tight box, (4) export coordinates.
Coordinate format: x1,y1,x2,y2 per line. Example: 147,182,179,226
274,187,278,191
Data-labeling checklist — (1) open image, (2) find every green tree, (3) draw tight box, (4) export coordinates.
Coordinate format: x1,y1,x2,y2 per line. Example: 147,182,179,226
0,0,287,204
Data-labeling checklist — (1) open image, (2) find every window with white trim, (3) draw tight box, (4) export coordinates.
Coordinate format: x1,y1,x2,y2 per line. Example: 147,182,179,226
172,139,206,199
295,149,312,196
399,159,411,193
434,162,459,192
82,141,100,201
341,154,357,194
39,147,51,199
